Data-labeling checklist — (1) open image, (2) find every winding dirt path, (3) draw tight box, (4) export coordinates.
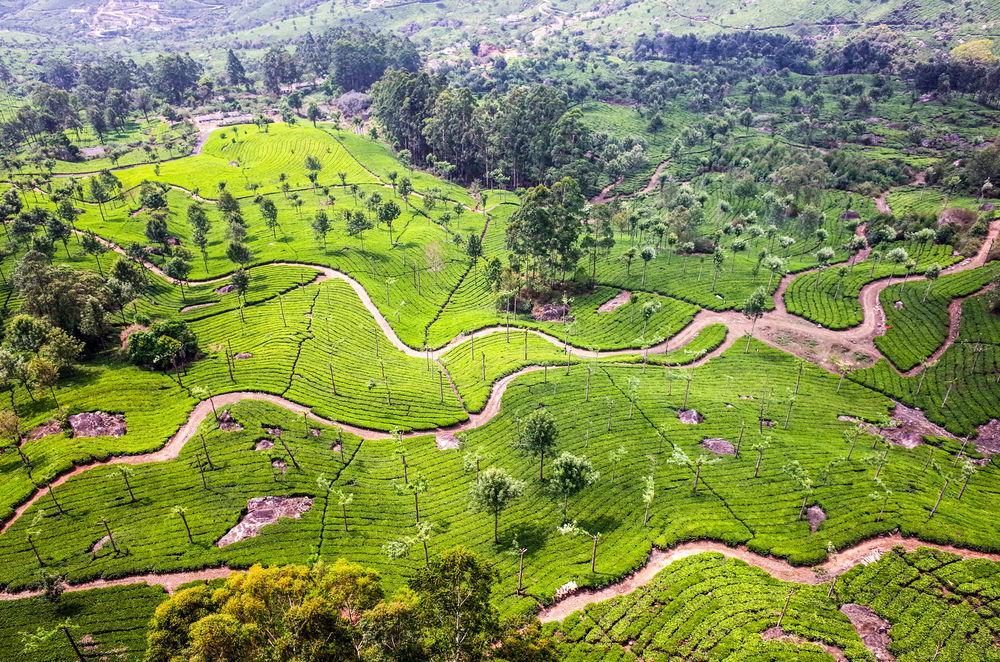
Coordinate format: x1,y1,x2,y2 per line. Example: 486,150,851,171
537,533,1000,622
3,531,999,612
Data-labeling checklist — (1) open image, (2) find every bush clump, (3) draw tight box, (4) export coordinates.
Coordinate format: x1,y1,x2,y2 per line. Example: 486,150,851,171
126,320,198,370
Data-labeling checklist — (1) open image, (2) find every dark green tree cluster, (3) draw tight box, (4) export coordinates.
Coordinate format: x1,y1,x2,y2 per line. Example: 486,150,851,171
126,319,198,371
298,27,420,92
371,75,604,192
145,550,554,662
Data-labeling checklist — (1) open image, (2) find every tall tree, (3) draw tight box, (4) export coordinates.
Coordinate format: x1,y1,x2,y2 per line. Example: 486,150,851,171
470,468,524,543
517,408,558,480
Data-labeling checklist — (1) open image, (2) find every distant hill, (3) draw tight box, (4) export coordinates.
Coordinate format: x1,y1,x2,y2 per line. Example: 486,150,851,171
0,0,997,52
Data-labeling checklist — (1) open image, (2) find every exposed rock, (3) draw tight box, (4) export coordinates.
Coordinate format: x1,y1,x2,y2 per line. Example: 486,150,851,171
88,535,111,555
883,404,952,448
234,352,253,359
254,439,274,451
215,284,235,295
702,438,735,455
264,426,283,437
973,419,1000,455
216,496,313,547
597,290,631,313
761,626,848,662
840,210,861,220
554,581,578,599
69,412,127,438
760,419,776,428
436,433,461,450
309,428,321,437
218,410,243,432
26,420,63,441
840,604,894,661
532,303,572,322
678,409,703,424
806,505,827,532
272,459,287,474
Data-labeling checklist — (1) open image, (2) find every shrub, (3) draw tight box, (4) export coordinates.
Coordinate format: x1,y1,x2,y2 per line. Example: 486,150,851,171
127,320,198,370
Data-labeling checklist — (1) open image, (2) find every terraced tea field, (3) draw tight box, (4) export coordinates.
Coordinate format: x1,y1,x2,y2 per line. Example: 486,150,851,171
0,120,997,662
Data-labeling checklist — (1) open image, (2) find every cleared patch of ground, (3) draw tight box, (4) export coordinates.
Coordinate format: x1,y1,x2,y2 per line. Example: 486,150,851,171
597,290,631,313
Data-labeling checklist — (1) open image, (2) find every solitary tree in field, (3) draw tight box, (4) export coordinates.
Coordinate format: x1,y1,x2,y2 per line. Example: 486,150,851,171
641,474,655,525
666,447,719,494
304,154,322,186
517,408,558,480
307,104,321,126
470,467,525,543
311,210,330,249
227,241,253,268
80,231,108,275
884,247,909,293
337,490,353,532
398,177,413,207
27,357,60,409
923,264,941,301
558,521,601,573
741,287,767,352
385,520,434,567
782,460,814,520
172,505,193,543
711,248,724,291
346,210,373,251
752,438,771,478
870,478,892,522
0,409,29,468
549,452,598,522
164,256,191,301
622,247,638,276
639,245,656,285
394,473,429,524
378,200,401,246
231,268,250,304
257,197,279,237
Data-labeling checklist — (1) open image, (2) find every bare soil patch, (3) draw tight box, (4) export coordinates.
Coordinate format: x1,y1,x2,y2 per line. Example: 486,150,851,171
701,438,735,455
678,409,703,424
938,207,977,230
69,412,127,438
597,290,631,313
119,323,148,350
216,496,312,547
840,604,895,661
